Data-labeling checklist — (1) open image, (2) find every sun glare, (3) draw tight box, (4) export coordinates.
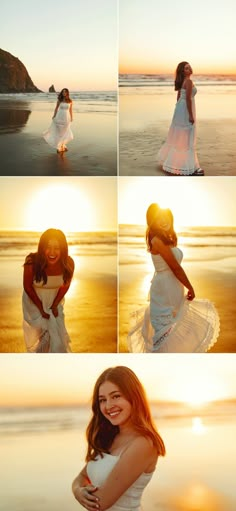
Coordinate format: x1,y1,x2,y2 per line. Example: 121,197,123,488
192,417,207,435
25,185,94,233
119,179,218,229
166,371,227,407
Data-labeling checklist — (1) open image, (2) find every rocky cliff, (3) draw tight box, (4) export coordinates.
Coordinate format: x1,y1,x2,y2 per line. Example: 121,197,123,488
0,48,41,93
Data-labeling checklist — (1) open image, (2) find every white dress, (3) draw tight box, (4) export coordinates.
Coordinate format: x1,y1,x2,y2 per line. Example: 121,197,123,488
22,275,71,353
87,452,154,511
43,102,73,149
128,247,220,353
157,86,200,175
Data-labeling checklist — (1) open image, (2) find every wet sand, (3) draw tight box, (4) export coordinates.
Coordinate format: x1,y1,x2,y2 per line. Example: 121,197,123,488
0,100,117,176
0,257,117,353
119,262,236,353
119,92,236,176
1,414,235,511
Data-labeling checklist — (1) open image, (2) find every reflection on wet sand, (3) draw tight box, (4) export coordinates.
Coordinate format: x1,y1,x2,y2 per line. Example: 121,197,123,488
168,482,234,511
0,104,31,134
0,99,117,176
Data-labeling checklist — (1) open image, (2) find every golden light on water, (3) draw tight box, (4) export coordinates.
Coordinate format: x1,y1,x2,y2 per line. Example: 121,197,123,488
192,417,207,435
172,482,231,511
25,185,94,233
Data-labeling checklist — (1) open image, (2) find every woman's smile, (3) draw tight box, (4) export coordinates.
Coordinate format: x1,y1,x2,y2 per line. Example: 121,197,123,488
99,381,132,426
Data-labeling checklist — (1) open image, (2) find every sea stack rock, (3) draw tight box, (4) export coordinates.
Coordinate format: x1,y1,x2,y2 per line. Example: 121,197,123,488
49,84,56,93
0,48,41,93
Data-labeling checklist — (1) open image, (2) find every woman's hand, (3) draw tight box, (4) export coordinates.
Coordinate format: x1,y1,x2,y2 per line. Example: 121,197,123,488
189,115,194,124
50,305,58,317
74,485,99,510
41,309,50,319
187,286,195,300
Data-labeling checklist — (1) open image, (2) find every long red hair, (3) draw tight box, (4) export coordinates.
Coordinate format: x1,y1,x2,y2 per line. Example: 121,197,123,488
86,366,166,461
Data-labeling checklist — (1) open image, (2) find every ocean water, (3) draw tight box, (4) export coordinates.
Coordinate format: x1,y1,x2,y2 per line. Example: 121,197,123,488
0,230,117,289
119,225,236,268
0,399,235,436
119,73,236,94
119,74,236,126
0,91,117,114
0,230,117,258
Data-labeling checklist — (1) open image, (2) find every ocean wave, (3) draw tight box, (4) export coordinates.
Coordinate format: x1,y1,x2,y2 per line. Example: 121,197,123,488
1,400,235,435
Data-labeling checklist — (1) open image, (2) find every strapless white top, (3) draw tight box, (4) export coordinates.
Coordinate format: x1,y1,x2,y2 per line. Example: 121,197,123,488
87,453,154,511
151,247,183,272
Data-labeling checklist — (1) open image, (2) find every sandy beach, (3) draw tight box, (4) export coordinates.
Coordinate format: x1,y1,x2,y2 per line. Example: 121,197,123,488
0,95,117,176
0,237,117,353
119,88,236,176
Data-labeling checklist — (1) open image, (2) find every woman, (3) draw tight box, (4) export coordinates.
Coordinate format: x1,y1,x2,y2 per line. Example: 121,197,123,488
128,204,219,353
157,62,204,176
72,366,165,511
22,228,74,352
43,88,73,153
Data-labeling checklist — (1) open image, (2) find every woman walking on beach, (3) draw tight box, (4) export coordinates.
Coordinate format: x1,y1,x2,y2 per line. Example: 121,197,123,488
22,228,74,352
157,62,204,176
72,365,165,511
128,204,219,353
43,88,73,153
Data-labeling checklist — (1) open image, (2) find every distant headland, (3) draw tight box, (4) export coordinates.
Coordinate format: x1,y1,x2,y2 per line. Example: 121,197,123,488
0,48,41,93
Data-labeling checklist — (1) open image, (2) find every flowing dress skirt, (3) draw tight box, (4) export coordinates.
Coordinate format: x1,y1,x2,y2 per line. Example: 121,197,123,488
128,249,220,353
22,276,71,353
157,87,200,175
43,102,73,150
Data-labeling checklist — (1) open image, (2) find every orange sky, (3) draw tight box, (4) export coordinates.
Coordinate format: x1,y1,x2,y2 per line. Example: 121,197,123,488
1,354,236,407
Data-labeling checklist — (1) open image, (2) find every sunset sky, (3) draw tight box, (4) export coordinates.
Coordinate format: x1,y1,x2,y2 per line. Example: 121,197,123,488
0,177,117,232
1,0,117,91
119,0,236,75
0,354,236,406
119,177,236,228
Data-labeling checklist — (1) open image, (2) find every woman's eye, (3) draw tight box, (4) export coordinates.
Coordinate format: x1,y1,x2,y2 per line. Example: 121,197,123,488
113,394,120,399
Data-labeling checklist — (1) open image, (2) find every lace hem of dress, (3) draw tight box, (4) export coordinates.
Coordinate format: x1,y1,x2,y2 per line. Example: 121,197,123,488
127,298,220,353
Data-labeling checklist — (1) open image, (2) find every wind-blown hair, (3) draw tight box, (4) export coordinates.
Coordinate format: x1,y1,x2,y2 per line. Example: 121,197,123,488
85,366,166,462
58,88,71,102
24,228,74,284
146,203,177,250
174,61,189,91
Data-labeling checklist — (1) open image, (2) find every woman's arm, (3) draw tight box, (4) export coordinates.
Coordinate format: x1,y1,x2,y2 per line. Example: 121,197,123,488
50,257,75,317
23,264,50,319
177,90,181,101
151,238,195,300
69,101,73,121
93,437,157,511
52,100,60,119
185,78,194,124
72,465,99,511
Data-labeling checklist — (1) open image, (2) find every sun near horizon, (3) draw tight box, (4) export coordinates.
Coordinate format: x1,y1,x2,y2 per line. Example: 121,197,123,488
0,178,117,233
1,354,236,408
118,177,236,229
